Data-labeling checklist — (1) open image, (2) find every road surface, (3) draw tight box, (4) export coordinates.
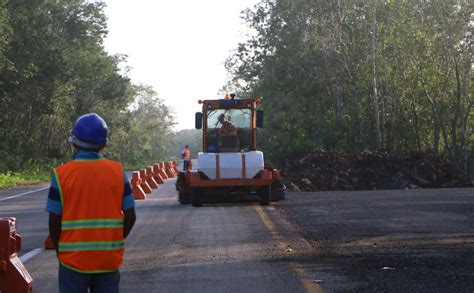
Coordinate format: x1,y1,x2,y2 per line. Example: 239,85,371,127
0,177,319,292
278,188,474,292
1,176,473,292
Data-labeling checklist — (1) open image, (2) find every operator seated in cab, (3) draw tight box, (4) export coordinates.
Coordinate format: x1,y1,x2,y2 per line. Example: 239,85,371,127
218,113,240,152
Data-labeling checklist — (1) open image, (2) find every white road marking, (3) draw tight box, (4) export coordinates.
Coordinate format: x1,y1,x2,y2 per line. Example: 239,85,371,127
0,187,49,202
19,248,43,263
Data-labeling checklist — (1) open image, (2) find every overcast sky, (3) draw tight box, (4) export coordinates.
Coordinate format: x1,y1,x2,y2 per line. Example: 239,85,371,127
103,0,260,130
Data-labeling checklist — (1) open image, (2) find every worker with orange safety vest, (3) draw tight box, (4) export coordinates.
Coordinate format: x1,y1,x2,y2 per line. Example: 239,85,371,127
45,113,136,293
181,145,191,171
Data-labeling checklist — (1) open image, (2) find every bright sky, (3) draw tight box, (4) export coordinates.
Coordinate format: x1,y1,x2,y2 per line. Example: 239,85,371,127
103,0,260,130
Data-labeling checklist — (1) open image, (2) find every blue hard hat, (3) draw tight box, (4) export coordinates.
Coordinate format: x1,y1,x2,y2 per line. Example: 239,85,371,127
70,113,108,145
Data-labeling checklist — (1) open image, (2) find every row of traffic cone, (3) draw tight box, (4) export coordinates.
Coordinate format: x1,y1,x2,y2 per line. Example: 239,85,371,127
130,160,179,200
44,160,180,250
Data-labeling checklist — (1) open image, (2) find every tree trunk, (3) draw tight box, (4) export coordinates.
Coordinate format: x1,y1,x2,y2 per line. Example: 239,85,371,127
433,117,440,156
371,1,381,148
411,99,421,151
451,55,463,169
335,78,342,138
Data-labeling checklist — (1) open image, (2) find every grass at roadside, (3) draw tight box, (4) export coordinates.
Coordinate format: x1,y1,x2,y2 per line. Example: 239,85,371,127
0,170,50,189
0,157,180,189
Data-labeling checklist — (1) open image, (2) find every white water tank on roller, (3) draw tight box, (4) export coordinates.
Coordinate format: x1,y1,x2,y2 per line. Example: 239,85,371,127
198,152,217,179
197,151,264,179
244,151,264,179
219,153,243,178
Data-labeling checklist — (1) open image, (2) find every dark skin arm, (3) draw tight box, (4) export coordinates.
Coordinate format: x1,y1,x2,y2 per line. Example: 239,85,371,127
48,212,62,254
123,207,136,239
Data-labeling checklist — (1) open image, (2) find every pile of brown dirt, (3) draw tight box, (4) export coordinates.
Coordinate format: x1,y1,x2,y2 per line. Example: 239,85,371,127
283,149,472,191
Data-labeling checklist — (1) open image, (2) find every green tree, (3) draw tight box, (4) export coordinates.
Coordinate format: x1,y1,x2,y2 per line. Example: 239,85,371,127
169,129,202,159
227,0,473,172
0,0,176,175
107,85,176,168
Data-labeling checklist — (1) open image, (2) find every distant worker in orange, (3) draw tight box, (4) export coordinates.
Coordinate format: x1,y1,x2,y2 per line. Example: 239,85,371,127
218,113,240,152
45,113,136,293
181,145,191,171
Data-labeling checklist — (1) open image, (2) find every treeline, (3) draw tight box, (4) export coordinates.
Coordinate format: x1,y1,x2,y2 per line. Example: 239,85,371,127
227,0,473,174
168,129,202,160
0,0,174,173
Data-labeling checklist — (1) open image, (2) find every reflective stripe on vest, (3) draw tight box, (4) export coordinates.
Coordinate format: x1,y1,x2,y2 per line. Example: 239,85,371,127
61,219,124,230
59,240,124,252
55,159,125,273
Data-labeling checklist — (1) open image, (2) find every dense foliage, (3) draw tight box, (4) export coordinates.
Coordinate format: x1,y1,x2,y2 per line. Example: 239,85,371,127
0,0,175,174
227,0,473,175
168,129,202,160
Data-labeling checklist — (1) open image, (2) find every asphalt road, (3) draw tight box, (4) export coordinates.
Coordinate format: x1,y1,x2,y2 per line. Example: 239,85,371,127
0,177,320,293
1,176,473,292
0,183,50,254
278,188,474,292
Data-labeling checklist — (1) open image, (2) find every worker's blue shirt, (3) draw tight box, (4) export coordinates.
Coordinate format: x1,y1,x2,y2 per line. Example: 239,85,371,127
45,151,135,215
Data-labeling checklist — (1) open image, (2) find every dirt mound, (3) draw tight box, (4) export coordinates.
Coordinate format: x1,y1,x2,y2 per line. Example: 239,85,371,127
283,149,471,191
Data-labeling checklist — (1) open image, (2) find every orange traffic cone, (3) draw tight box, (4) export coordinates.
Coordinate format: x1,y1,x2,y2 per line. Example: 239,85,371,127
131,171,147,199
139,169,152,194
153,164,164,184
171,161,178,176
165,162,175,178
172,160,179,173
159,162,169,179
146,166,159,189
0,218,33,293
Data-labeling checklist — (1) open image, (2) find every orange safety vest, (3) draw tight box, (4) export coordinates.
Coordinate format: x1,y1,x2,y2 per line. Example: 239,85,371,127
183,149,191,161
54,159,125,273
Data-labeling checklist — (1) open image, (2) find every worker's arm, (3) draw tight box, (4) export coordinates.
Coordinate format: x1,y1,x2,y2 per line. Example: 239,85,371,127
45,169,62,253
48,212,62,253
122,171,136,238
123,207,136,238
